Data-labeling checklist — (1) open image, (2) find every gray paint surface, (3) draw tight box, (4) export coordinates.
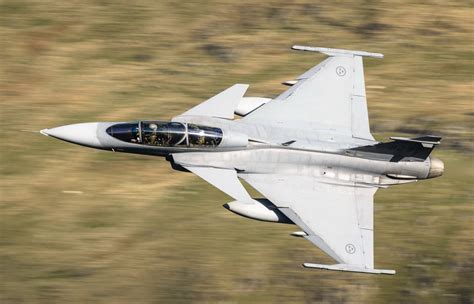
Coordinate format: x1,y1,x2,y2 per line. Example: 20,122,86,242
41,46,444,275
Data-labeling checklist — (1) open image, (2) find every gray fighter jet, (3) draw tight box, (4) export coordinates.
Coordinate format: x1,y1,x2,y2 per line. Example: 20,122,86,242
41,46,444,275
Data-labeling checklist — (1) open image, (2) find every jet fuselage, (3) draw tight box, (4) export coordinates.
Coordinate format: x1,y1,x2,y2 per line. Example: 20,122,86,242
41,116,443,190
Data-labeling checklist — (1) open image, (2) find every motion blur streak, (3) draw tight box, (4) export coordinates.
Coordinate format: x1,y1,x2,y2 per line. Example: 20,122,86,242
1,1,472,303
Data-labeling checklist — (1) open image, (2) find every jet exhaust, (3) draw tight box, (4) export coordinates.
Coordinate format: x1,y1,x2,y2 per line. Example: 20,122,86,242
427,157,444,178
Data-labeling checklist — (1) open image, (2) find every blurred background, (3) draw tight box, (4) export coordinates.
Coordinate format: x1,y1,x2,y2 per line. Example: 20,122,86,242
1,0,473,303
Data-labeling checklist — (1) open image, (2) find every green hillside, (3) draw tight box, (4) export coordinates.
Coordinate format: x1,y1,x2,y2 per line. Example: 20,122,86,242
1,1,473,303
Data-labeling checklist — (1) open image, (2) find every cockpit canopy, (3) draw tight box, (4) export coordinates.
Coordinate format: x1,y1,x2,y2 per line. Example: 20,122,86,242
106,121,223,147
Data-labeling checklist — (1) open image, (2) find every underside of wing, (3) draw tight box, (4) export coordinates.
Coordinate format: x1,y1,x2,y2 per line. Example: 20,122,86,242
240,173,382,271
171,152,395,274
243,46,382,141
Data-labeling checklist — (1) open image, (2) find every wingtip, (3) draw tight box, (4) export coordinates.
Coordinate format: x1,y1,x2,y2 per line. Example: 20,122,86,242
303,263,396,275
291,45,384,59
234,83,250,89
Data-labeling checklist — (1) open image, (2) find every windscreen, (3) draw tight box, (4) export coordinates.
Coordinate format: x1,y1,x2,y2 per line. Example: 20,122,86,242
106,123,140,143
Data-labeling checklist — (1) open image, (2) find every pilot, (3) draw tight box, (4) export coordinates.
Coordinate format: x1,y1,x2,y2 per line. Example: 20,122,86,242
159,123,174,146
208,137,217,147
131,126,139,143
162,132,172,146
197,130,206,146
148,123,158,145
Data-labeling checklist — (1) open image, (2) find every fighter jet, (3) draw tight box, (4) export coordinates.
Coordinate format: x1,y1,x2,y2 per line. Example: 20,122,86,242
41,46,444,275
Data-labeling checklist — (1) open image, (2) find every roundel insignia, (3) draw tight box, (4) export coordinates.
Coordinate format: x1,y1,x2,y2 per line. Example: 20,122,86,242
345,243,356,254
336,66,346,77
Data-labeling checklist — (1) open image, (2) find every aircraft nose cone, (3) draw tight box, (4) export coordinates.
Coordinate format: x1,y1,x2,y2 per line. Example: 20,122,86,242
41,123,102,148
427,157,444,178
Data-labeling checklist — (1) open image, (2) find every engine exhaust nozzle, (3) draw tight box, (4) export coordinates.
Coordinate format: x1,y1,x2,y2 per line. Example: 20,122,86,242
427,157,444,179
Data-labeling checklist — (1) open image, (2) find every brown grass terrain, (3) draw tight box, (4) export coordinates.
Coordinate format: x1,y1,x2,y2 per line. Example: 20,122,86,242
1,1,473,303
